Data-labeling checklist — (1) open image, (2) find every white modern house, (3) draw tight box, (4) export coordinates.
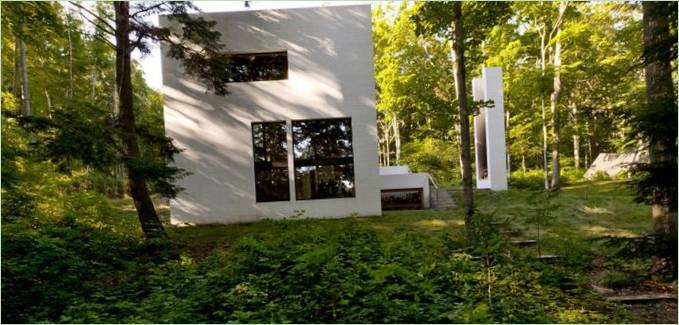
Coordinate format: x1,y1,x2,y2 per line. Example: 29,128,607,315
161,5,382,224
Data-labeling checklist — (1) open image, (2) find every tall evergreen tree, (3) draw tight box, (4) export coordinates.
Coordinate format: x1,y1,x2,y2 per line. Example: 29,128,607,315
69,1,234,238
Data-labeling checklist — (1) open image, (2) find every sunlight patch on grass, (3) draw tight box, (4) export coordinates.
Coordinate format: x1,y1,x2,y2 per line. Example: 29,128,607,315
579,205,614,215
410,218,464,230
580,225,640,238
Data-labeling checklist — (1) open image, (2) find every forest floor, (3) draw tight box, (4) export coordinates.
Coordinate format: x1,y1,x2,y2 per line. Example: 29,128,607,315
162,180,675,323
4,180,676,323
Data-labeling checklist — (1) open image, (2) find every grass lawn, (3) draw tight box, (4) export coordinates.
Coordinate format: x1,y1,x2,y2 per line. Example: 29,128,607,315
5,180,675,323
168,180,651,260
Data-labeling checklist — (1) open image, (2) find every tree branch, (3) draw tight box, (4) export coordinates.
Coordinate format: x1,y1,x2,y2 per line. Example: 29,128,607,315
84,30,116,49
131,2,168,18
69,1,116,34
76,11,116,38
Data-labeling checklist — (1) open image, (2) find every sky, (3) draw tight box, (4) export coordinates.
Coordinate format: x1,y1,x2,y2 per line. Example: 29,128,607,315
135,1,373,90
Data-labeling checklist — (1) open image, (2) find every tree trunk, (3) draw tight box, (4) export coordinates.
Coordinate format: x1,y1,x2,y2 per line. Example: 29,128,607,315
44,89,52,118
451,2,474,232
586,131,592,168
452,121,464,179
392,112,401,165
521,154,526,174
383,121,390,166
540,30,550,190
114,2,166,239
549,3,565,191
13,36,20,98
571,102,580,171
91,69,97,99
19,37,31,121
642,1,677,237
112,71,119,115
66,13,74,98
506,111,511,175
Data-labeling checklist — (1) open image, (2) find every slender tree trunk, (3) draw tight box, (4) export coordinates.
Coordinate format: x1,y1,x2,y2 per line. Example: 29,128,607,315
91,69,97,99
13,36,20,97
451,2,474,231
452,121,464,179
549,4,565,190
384,120,391,166
19,37,31,121
114,2,166,239
586,131,592,168
571,102,580,171
506,111,511,175
392,112,401,165
378,137,383,166
44,89,52,118
67,14,74,98
521,154,526,174
642,1,677,237
539,31,550,190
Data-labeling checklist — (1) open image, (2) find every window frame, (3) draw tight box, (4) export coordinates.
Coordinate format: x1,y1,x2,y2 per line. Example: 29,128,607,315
251,120,291,203
291,117,357,201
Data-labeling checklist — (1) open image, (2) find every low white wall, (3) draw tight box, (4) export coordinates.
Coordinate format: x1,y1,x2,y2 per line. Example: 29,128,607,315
379,166,411,175
380,173,432,208
161,5,381,224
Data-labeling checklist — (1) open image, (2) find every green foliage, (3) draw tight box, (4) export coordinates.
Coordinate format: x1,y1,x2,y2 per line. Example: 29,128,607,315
401,138,459,185
598,271,634,289
561,167,585,185
3,219,627,323
509,170,545,190
373,3,458,169
3,180,648,323
592,170,611,181
629,102,678,209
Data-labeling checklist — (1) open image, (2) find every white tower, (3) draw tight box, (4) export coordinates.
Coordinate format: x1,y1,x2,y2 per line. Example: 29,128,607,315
472,67,508,190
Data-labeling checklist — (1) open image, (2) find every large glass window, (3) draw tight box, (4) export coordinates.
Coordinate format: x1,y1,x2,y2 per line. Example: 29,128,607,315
252,122,290,202
292,118,355,200
228,51,288,82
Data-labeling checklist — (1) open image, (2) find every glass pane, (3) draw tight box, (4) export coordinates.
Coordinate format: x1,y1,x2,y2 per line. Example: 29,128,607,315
252,122,290,202
229,51,288,82
292,118,353,161
381,189,423,210
292,118,355,200
295,164,355,200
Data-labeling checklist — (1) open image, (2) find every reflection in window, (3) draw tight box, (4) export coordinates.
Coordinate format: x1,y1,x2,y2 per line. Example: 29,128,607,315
228,51,288,82
292,118,355,200
252,122,290,202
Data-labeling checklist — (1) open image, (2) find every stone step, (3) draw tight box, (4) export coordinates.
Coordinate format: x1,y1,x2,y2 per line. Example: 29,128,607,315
433,189,456,209
608,294,677,303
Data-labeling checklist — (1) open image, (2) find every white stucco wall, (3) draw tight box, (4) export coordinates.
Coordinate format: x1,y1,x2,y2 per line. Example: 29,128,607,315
473,67,508,191
380,173,434,209
379,166,411,175
160,5,381,224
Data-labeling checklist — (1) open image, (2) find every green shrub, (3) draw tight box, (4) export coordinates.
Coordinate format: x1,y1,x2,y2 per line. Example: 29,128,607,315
561,168,585,185
4,209,630,323
509,170,545,190
401,138,460,186
598,270,635,288
592,170,611,181
614,170,630,180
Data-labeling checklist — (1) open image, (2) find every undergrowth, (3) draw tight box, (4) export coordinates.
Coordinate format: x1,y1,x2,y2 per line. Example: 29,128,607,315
3,213,630,323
